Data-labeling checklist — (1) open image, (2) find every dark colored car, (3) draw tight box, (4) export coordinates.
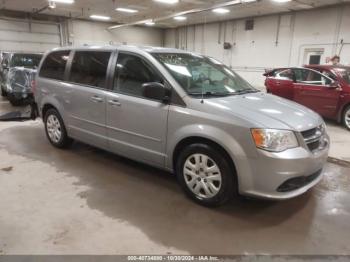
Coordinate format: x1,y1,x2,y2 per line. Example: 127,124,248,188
1,53,42,98
6,67,37,106
264,65,350,130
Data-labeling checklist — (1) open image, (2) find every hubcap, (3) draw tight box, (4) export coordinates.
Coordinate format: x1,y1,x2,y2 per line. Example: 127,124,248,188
345,109,350,129
183,154,222,199
46,115,62,143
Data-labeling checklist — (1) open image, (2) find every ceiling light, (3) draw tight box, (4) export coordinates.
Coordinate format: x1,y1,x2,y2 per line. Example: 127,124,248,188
116,7,138,13
50,0,74,3
174,16,187,21
153,0,179,4
145,21,155,26
212,8,230,14
90,15,111,21
48,1,56,8
272,0,292,2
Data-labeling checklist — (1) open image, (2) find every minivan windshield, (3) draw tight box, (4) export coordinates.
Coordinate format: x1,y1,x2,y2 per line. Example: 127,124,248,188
152,53,258,97
335,68,350,84
10,54,42,68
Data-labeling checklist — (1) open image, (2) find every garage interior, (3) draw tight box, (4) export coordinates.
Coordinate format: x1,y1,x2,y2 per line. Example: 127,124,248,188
0,0,350,259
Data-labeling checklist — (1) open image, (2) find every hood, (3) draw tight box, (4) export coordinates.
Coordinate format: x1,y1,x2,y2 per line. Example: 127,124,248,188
190,92,323,132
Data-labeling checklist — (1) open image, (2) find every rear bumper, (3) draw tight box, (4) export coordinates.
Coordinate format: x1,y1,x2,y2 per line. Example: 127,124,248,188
237,135,329,200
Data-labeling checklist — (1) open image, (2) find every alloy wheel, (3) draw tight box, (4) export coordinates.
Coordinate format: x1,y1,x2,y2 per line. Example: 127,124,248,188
46,114,62,143
345,108,350,129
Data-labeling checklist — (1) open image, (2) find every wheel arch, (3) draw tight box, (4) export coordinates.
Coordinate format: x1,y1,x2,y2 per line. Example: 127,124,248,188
338,102,350,122
172,136,238,181
42,103,58,119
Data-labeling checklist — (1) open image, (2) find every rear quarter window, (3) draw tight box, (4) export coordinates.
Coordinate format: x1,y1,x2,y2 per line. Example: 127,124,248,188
39,51,70,81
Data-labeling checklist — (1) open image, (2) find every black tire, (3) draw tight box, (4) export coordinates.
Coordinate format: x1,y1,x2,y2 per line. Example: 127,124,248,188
1,87,7,97
9,98,22,106
342,105,350,131
176,143,236,207
44,108,73,149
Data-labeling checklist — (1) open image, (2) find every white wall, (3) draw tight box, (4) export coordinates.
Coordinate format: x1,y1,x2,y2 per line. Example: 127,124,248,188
0,16,164,53
70,20,163,47
164,4,350,89
0,17,61,52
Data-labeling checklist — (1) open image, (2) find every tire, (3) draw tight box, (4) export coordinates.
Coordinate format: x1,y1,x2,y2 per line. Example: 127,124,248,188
9,98,22,106
44,108,73,148
342,105,350,131
176,143,236,207
1,87,7,97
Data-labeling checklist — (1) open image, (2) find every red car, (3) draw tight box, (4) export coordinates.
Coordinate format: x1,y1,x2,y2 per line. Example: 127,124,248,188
264,65,350,130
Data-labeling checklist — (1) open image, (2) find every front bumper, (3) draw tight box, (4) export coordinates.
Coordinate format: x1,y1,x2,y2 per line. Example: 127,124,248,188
238,134,329,200
8,91,32,101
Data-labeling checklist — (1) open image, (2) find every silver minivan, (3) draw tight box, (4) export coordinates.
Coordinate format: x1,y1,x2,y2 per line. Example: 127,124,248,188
35,45,330,206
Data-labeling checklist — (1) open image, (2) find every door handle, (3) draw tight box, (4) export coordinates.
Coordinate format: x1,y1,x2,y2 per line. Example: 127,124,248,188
108,99,121,106
276,82,281,85
91,96,103,103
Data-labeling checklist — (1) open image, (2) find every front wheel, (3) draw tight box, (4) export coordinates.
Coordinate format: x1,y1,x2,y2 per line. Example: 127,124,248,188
343,105,350,131
176,143,236,207
44,109,73,148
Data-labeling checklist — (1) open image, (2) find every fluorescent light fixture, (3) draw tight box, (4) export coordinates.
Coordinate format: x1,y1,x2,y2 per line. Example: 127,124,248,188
116,7,138,13
50,0,74,3
145,21,155,26
90,15,111,21
174,16,187,21
272,0,291,2
153,0,179,4
212,8,230,14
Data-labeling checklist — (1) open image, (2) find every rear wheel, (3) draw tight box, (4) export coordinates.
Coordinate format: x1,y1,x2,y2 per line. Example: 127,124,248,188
176,143,236,207
44,109,73,148
343,105,350,131
1,87,7,97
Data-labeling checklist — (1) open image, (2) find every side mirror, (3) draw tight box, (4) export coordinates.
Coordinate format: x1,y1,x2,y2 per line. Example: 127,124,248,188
328,81,341,89
142,82,171,103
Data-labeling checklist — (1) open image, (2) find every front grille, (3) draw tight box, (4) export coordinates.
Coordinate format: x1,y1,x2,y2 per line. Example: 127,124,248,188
277,169,322,192
301,125,326,152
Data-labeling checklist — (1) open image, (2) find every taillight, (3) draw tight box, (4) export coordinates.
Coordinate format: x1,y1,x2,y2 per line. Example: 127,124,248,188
31,80,36,94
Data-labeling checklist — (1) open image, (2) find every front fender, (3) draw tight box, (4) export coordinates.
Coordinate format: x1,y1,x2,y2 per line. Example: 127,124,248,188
166,124,255,184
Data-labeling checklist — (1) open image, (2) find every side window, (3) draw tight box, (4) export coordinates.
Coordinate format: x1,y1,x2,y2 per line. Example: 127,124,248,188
39,51,70,80
69,51,111,88
275,69,294,81
114,53,162,98
294,69,331,86
321,70,337,81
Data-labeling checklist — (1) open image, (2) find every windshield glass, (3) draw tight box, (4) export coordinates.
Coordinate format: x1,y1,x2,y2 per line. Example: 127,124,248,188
10,54,42,68
335,68,350,84
152,53,257,97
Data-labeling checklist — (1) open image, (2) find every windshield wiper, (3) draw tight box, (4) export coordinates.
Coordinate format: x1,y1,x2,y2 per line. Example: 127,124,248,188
188,91,232,97
234,89,259,95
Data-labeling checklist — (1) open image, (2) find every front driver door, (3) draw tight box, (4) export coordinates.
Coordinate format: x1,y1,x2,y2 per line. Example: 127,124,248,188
293,68,341,118
106,52,169,167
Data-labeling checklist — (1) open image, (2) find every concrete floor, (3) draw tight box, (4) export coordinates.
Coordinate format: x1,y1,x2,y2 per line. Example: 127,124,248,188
0,96,350,255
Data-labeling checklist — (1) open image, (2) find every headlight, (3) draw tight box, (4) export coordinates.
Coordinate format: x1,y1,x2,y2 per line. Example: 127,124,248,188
251,129,299,152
